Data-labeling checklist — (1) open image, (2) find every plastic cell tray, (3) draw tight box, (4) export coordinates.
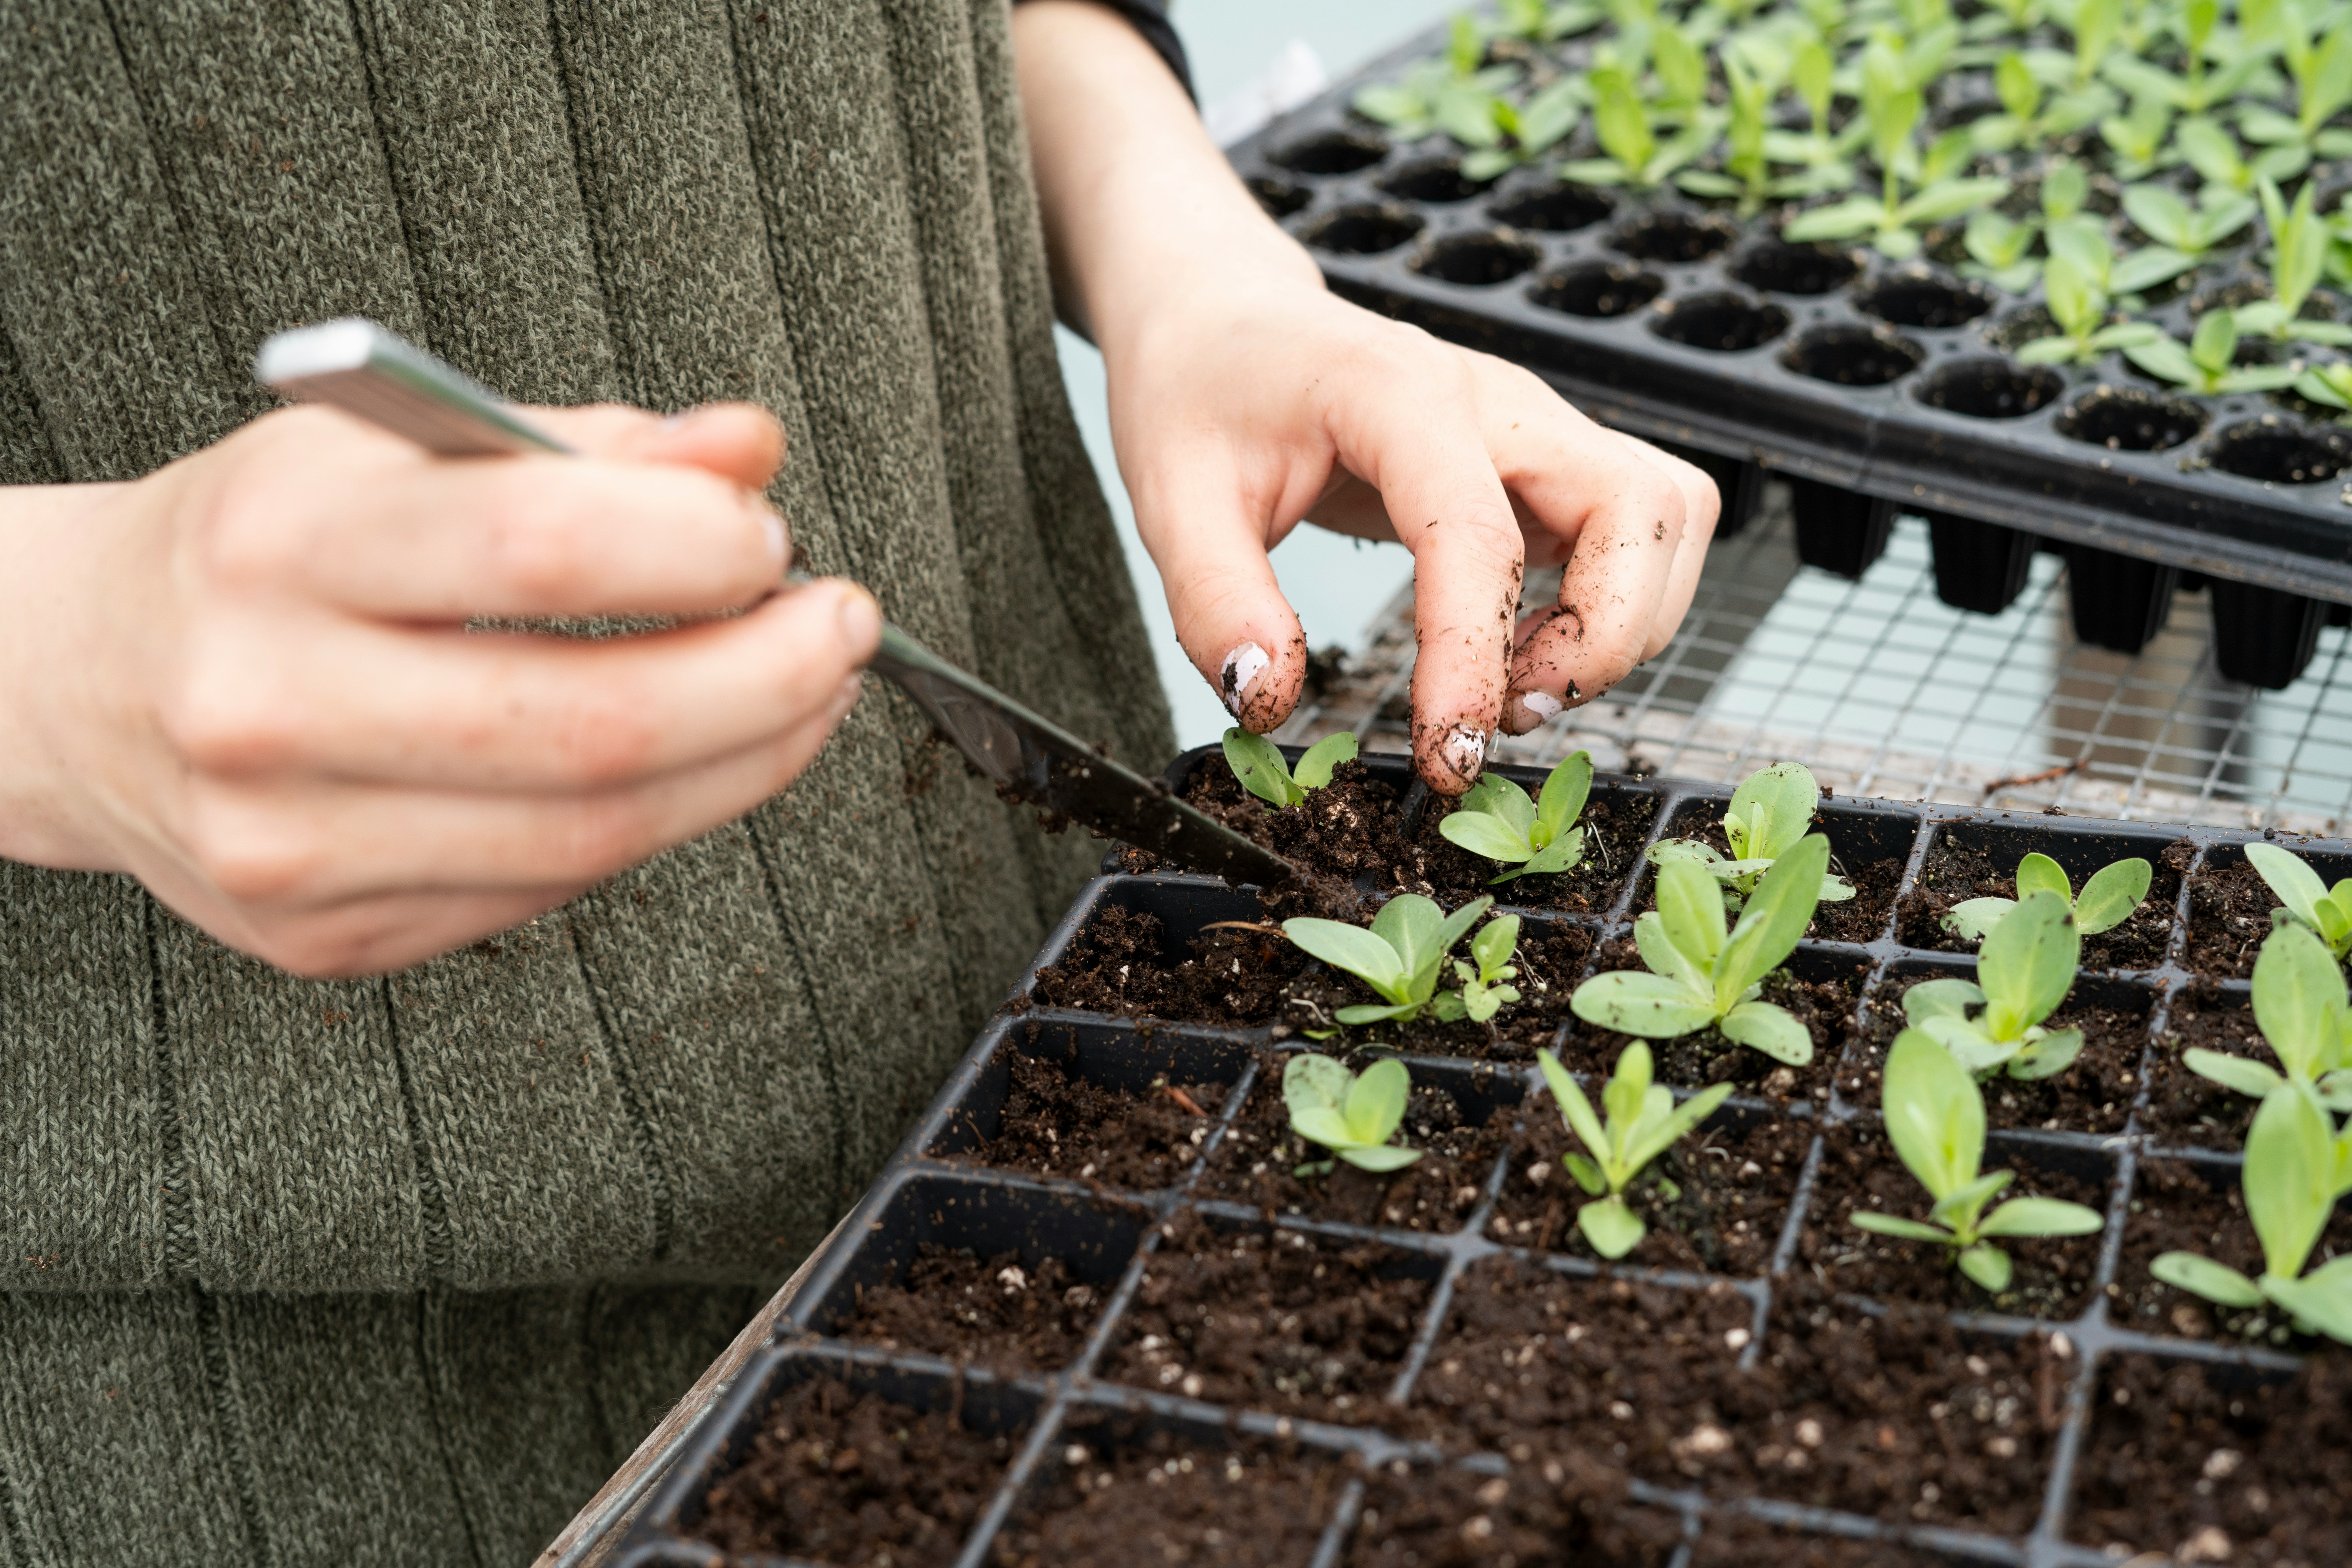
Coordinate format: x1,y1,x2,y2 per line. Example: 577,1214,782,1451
611,746,2339,1566
1223,20,2352,689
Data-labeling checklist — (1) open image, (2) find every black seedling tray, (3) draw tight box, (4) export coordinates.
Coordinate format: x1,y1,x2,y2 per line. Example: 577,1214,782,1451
1224,16,2352,689
613,746,2346,1566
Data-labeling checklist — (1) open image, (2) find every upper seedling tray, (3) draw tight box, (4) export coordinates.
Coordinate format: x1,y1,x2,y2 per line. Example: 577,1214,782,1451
612,748,2350,1567
1224,0,2352,603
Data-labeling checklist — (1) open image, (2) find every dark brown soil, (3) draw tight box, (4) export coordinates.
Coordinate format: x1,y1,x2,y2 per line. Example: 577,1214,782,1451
989,1422,1341,1567
2141,992,2266,1151
1349,1455,1686,1566
1198,1070,1512,1230
2069,1352,2352,1564
1547,936,1866,1102
1163,755,1419,884
1896,838,2184,970
694,1376,1022,1565
1105,1210,1433,1425
1485,1111,1812,1276
1688,1515,1952,1566
1028,906,1309,1025
2181,851,2282,978
1636,815,1901,945
1799,1125,2106,1318
1847,983,2150,1134
1414,789,1659,913
2108,1157,2352,1345
964,1034,1225,1188
1279,920,1599,1061
837,1245,1101,1372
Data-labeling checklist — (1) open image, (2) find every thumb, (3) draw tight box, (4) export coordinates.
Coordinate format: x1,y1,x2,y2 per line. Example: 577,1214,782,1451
1133,475,1308,734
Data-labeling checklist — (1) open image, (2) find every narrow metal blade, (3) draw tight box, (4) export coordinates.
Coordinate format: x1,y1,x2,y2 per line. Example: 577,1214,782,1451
873,626,1296,886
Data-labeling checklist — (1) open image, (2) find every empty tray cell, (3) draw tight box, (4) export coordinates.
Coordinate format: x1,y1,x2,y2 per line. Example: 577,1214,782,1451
2142,985,2265,1151
1249,176,1311,219
2205,417,2352,484
1486,180,1614,232
1788,478,1896,577
2111,1152,2352,1346
1023,875,1303,1027
1657,438,1768,538
1779,323,1926,386
995,1403,1350,1566
1411,228,1542,286
1376,155,1492,203
1352,1461,1686,1566
1912,356,2062,418
1608,210,1738,262
1804,1124,2114,1318
1642,792,1918,945
2065,544,2178,653
1727,238,1859,296
1528,259,1665,317
795,1173,1147,1369
1299,202,1425,255
2209,578,2328,689
1650,290,1791,352
1488,1095,1812,1275
2180,838,2352,979
1924,509,2036,615
1897,816,2185,970
2068,1354,2351,1564
1104,1209,1442,1424
1268,127,1387,175
1199,1054,1525,1230
1854,270,1997,329
671,1348,1038,1564
924,1016,1249,1188
2054,385,2206,451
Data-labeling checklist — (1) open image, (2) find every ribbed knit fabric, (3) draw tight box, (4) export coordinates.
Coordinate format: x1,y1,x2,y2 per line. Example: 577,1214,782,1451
0,2,1172,1563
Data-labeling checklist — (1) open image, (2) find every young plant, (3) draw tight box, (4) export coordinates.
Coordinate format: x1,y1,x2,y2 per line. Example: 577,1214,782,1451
1222,729,1357,809
1492,0,1607,42
1283,1054,1423,1176
1433,913,1524,1024
2183,919,2352,1109
2045,210,2200,299
1281,894,1495,1025
2122,309,2303,395
2150,1084,2352,1343
2242,840,2352,958
2238,0,2352,162
2292,359,2352,417
1439,750,1595,884
1677,53,1777,211
2097,94,2176,181
1901,889,2086,1079
1461,76,1588,180
1942,851,2153,944
1850,1030,2105,1291
1572,836,1831,1065
1781,41,2006,257
1959,161,2089,294
1535,1042,1735,1257
1649,761,1856,908
1761,36,1861,193
1559,64,1717,188
2174,113,2308,195
2014,253,2165,365
2117,183,2256,268
2102,0,2274,114
1352,17,1521,144
2234,179,2352,345
1969,49,2114,153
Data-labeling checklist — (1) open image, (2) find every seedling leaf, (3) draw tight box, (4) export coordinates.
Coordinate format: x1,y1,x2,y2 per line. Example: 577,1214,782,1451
2151,1250,2266,1307
1292,732,1359,790
1224,728,1303,807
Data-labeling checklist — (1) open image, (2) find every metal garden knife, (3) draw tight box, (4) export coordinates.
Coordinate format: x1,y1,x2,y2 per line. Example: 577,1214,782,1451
252,318,1295,887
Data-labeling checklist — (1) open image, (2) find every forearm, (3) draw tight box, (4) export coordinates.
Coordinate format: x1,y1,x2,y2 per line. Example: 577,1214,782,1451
1011,0,1321,356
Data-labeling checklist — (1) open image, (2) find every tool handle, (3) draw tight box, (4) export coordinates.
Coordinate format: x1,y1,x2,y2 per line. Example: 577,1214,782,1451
254,318,577,457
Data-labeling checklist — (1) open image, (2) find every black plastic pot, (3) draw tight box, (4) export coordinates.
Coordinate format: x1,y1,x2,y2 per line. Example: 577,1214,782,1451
1224,23,2352,672
613,746,2339,1567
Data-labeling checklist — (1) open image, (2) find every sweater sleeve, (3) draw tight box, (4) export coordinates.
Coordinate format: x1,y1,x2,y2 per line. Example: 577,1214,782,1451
1014,0,1196,102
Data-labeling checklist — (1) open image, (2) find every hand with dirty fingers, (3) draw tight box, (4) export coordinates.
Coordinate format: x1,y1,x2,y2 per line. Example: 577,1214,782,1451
1017,2,1717,795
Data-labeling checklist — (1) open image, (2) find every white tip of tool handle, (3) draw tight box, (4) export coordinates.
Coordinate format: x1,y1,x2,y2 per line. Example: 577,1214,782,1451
253,318,390,389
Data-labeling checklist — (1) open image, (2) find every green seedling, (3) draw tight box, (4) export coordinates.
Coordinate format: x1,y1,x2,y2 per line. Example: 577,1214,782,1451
1283,1054,1423,1177
1850,1029,2105,1292
2151,1084,2352,1343
1222,729,1357,809
1761,36,1862,193
2182,919,2352,1110
2238,0,2352,161
1440,750,1594,884
2234,179,2352,345
2292,359,2352,416
2175,113,2309,194
2122,309,2303,395
2117,182,2256,267
1493,0,1608,42
2016,254,2165,364
1535,1042,1735,1257
1677,52,1780,211
2243,840,2352,958
1902,888,2086,1079
1649,761,1856,908
1560,64,1719,187
1434,913,1524,1024
1781,41,2006,256
1942,851,2152,943
1572,836,1831,1065
1958,162,2089,293
2103,0,2274,112
1282,893,1496,1026
1352,17,1521,144
1965,0,2045,40
2046,209,2201,298
1969,50,2114,152
2097,94,2176,181
1461,76,1588,180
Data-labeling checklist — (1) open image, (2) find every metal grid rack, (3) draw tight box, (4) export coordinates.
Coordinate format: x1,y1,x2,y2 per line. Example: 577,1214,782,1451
1283,487,2352,834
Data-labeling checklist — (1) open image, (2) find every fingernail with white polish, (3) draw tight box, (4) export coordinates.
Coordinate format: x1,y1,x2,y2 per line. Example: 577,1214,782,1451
1519,690,1564,724
1219,642,1270,717
1443,728,1489,784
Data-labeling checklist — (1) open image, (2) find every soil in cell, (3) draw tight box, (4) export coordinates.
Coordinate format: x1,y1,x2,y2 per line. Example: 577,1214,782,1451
1198,1070,1514,1231
1897,837,2184,970
836,1245,1103,1372
1850,984,2150,1135
961,1034,1226,1189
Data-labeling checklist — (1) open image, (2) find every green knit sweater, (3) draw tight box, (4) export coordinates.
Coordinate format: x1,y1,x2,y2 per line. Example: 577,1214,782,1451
0,3,1171,1563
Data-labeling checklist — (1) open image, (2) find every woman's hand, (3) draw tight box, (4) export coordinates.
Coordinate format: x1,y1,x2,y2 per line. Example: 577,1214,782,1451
1016,2,1715,793
0,402,878,977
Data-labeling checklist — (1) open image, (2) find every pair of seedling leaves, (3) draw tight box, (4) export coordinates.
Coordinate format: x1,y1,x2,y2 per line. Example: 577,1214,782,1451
1854,1031,2104,1292
2183,901,2352,1112
1537,1040,1733,1258
1282,895,1524,1027
1282,1053,1422,1177
1906,889,2089,1080
1941,850,2152,946
1439,750,1595,884
1648,761,1855,909
1222,729,1358,810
